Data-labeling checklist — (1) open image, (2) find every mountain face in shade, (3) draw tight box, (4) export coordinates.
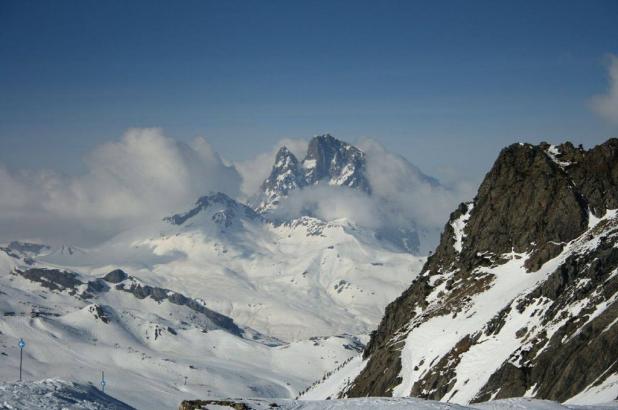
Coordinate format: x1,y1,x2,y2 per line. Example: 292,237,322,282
302,139,618,404
254,134,370,214
255,146,308,213
165,192,261,227
303,134,370,192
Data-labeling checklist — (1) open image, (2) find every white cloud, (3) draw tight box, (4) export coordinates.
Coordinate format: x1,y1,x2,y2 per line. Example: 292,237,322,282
0,130,473,252
0,128,241,245
271,185,379,228
591,54,618,124
359,139,475,230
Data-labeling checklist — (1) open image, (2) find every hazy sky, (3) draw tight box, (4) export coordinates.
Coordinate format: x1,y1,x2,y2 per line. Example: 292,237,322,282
1,0,618,182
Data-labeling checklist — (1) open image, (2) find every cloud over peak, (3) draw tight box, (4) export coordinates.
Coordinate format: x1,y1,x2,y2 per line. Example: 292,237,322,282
0,128,241,245
591,53,618,124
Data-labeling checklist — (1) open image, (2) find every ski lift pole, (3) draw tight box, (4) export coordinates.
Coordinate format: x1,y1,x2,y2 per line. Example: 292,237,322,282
18,338,26,382
100,371,106,393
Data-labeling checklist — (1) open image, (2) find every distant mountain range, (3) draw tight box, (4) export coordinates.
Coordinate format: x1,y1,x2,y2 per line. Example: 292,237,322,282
0,135,429,408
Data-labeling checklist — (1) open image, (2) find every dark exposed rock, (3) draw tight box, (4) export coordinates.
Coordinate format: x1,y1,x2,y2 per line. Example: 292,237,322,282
464,143,587,269
16,268,83,294
115,280,242,336
474,236,618,402
410,333,481,401
344,139,618,402
87,278,109,293
553,138,618,216
303,134,370,193
254,146,307,212
179,400,251,410
87,304,111,324
103,269,129,283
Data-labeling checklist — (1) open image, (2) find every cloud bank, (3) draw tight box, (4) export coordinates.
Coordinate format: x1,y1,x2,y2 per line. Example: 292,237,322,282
591,54,618,124
0,128,241,245
0,130,474,252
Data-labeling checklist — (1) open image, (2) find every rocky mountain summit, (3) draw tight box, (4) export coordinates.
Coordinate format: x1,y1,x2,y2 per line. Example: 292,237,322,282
254,134,370,213
165,192,261,227
304,139,618,404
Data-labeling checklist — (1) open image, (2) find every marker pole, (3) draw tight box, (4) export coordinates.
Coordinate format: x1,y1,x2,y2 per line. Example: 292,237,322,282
18,338,26,382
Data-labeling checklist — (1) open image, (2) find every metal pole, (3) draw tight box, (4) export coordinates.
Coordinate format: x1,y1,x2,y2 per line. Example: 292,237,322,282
18,338,25,382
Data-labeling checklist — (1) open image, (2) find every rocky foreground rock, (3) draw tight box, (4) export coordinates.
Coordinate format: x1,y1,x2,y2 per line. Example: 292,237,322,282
333,139,618,403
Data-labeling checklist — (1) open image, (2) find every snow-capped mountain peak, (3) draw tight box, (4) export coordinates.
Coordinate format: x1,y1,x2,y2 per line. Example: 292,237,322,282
254,134,370,214
255,146,307,213
165,192,260,227
303,134,370,192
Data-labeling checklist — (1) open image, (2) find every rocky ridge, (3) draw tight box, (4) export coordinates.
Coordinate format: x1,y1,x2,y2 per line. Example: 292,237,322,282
308,139,618,403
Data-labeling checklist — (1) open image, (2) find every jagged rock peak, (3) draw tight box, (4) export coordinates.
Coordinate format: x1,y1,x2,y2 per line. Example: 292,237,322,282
273,146,300,169
255,146,307,213
164,192,259,226
254,134,371,214
303,134,370,192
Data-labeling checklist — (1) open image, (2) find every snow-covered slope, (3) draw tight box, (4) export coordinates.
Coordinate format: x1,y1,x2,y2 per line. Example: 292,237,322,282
0,187,421,408
0,250,367,408
0,379,133,409
180,397,618,410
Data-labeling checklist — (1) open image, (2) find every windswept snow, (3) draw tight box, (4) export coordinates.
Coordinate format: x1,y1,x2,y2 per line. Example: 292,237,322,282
300,355,368,400
386,210,618,404
182,397,618,410
452,203,474,253
1,379,616,410
544,145,572,169
392,250,563,400
588,209,617,230
567,372,618,406
0,379,133,409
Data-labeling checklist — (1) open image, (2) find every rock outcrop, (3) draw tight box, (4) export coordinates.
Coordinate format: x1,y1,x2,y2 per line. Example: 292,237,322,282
340,139,618,403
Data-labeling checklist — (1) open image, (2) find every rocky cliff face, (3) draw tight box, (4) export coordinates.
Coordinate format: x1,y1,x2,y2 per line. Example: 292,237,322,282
303,134,370,192
255,146,308,213
337,139,618,403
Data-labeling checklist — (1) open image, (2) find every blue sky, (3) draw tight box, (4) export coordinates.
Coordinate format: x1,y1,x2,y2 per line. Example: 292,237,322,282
1,0,617,181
